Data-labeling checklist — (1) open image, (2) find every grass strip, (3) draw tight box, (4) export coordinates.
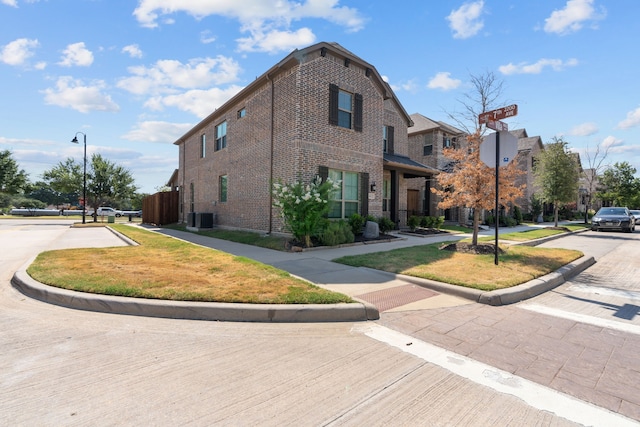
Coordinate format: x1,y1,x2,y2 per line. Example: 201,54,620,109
27,224,352,304
334,243,583,291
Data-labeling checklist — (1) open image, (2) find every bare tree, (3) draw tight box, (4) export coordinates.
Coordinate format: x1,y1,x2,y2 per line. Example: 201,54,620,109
580,142,610,223
446,71,507,135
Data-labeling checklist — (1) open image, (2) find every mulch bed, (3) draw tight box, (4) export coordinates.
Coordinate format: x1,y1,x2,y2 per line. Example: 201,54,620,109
401,228,451,237
439,242,503,255
287,233,399,251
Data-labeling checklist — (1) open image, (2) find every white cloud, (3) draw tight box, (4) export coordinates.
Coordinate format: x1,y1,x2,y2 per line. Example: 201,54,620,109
42,76,119,113
570,122,598,136
133,0,364,53
58,42,94,67
144,85,245,118
389,79,420,93
200,30,216,44
617,107,640,129
544,0,605,35
499,58,578,75
0,38,39,66
427,72,462,91
446,1,484,39
122,44,143,58
237,27,315,54
601,135,623,150
117,56,241,95
2,0,18,7
122,121,194,143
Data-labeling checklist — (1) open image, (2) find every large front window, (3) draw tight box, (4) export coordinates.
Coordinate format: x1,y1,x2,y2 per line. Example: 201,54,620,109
219,175,227,202
328,169,359,218
382,179,391,212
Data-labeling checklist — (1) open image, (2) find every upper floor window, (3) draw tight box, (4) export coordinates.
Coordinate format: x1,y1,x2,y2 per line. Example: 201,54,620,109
215,121,227,151
237,108,246,119
383,125,394,154
200,134,206,158
443,135,452,148
423,144,433,156
328,84,363,132
383,126,388,153
338,91,353,129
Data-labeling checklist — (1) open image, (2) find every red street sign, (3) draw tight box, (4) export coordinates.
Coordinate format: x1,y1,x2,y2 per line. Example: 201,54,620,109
487,120,508,131
478,104,518,124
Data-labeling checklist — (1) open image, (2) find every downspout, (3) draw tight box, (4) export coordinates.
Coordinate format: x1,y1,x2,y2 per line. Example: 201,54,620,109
180,140,185,223
267,73,275,234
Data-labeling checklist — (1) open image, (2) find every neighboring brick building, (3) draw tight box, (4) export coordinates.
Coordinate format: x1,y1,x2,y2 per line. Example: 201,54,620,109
510,129,544,212
173,42,437,233
407,113,466,222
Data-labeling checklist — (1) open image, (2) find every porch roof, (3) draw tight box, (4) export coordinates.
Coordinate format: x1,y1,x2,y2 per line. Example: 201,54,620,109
383,153,439,178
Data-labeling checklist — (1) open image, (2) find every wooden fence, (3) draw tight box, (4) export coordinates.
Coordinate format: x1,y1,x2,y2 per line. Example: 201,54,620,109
142,191,179,226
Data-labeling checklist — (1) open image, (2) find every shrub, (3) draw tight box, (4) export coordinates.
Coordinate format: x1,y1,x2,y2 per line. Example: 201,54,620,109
434,216,445,229
407,215,420,231
421,216,434,228
319,220,354,246
377,216,395,234
348,213,366,236
513,206,523,224
272,176,340,248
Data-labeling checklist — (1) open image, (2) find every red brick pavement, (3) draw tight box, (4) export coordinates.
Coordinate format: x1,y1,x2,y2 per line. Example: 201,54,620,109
378,303,640,422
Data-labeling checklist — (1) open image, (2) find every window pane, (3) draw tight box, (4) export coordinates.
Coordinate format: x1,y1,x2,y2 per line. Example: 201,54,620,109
328,201,341,218
344,172,358,200
338,111,351,129
220,175,227,202
345,202,358,217
338,91,352,111
329,170,342,200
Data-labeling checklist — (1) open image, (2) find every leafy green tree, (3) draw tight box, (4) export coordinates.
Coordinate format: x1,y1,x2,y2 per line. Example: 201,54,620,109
42,154,138,221
0,150,29,195
533,137,580,226
597,162,640,208
42,158,83,201
86,154,137,218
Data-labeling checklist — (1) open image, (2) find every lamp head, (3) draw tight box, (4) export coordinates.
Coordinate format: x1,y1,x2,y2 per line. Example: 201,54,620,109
71,136,79,144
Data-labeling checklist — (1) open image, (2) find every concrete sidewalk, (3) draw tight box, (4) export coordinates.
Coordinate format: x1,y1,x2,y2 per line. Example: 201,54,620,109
12,221,594,322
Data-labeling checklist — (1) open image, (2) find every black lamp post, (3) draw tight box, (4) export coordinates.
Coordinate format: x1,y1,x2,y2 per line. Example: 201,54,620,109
71,132,87,224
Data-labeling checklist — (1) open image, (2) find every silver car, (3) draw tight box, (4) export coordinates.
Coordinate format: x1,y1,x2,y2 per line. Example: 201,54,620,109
631,209,640,225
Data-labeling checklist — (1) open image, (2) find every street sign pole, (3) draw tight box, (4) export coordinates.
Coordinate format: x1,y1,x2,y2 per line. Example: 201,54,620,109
494,132,500,265
478,104,519,266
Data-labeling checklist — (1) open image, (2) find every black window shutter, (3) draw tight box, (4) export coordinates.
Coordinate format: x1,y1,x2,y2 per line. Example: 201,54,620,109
359,172,369,217
329,84,339,126
318,166,329,183
388,126,394,154
354,93,363,132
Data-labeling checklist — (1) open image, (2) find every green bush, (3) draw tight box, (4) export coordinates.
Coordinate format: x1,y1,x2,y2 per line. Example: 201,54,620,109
408,215,420,231
377,216,395,234
513,206,523,224
348,213,366,236
434,215,445,229
319,220,355,246
421,216,434,228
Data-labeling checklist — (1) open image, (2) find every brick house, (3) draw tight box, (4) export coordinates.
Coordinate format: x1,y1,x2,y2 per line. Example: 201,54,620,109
510,129,544,212
407,113,466,222
173,42,437,233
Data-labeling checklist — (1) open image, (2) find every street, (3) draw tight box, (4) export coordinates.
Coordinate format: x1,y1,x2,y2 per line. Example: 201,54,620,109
1,219,639,426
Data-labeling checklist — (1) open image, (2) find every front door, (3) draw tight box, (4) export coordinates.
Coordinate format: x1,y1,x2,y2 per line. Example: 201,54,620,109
407,189,419,215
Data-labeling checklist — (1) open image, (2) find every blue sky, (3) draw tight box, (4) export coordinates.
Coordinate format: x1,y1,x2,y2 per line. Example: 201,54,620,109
1,0,639,194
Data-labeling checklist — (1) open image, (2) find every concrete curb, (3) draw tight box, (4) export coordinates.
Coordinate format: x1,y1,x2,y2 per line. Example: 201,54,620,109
392,255,595,306
11,262,379,323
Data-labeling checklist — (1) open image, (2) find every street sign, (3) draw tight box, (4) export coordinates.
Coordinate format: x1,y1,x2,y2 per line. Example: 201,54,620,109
487,120,508,131
479,131,518,168
478,104,518,124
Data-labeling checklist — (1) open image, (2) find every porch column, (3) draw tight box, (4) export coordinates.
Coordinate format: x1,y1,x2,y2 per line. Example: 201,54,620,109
390,170,399,226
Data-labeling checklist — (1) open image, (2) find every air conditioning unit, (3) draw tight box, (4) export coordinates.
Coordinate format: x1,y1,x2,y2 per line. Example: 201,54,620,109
195,212,214,228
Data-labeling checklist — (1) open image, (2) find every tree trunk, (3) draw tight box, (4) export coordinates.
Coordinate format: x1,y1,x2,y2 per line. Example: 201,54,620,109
553,201,559,227
471,209,480,246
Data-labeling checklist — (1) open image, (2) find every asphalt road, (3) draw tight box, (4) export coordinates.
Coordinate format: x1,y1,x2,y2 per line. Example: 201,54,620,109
1,219,638,426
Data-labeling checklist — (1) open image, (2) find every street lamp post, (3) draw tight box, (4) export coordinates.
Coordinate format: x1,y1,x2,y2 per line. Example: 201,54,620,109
71,132,87,224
